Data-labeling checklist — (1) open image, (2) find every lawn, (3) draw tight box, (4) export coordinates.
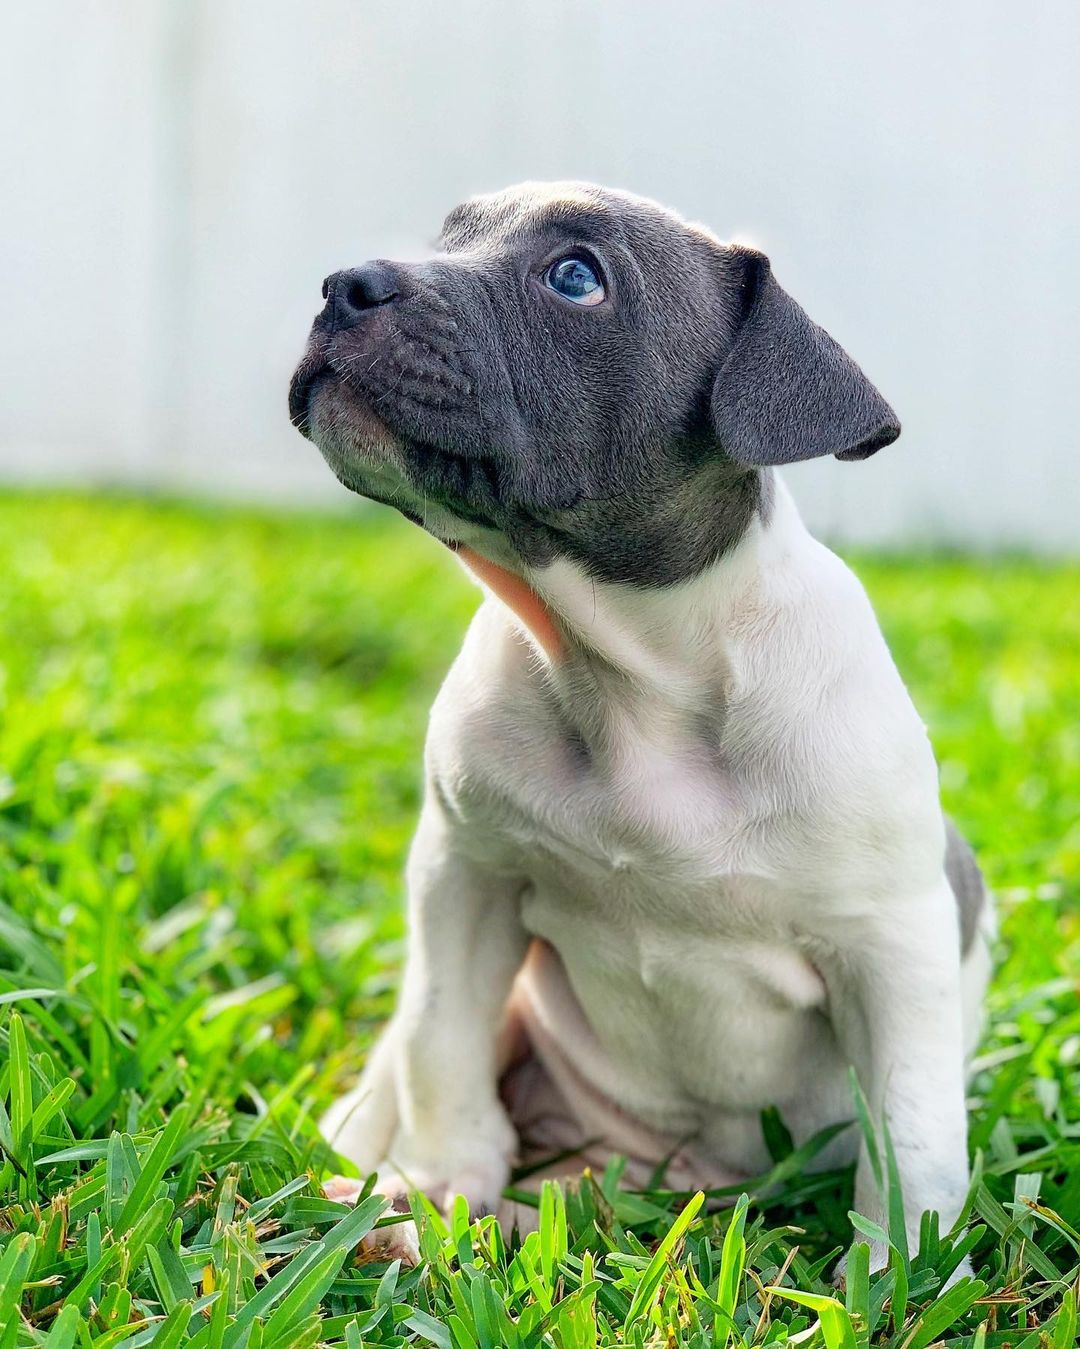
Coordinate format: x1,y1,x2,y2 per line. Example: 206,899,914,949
0,490,1077,1347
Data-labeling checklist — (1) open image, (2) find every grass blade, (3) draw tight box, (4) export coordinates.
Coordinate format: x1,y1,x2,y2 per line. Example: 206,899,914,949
764,1286,858,1349
624,1190,705,1328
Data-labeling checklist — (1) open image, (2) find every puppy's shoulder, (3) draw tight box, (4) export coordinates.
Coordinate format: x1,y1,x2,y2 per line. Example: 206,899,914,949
732,537,943,873
732,536,909,730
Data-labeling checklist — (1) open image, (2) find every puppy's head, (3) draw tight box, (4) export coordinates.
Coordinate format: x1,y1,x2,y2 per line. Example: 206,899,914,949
289,182,898,584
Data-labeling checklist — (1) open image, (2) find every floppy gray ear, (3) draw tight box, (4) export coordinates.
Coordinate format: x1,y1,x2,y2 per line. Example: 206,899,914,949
711,246,900,466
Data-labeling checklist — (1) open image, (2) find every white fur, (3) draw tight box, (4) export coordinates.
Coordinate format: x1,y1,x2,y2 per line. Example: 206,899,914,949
322,474,990,1264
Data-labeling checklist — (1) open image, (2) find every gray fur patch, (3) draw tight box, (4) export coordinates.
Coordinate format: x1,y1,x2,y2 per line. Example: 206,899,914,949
289,181,899,587
944,817,986,956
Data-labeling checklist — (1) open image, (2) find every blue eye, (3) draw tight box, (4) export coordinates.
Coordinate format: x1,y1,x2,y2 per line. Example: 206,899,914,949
544,255,605,306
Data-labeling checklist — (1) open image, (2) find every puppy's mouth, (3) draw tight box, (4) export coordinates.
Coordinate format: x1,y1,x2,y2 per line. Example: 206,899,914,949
287,354,326,441
289,356,505,537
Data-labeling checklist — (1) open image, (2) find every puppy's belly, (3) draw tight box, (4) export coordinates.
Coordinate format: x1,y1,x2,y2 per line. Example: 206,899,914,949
516,881,851,1173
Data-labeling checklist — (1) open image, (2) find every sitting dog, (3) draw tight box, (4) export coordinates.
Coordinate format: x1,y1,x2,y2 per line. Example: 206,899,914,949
289,182,991,1268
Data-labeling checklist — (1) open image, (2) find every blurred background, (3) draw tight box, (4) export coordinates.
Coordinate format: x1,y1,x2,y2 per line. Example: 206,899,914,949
2,0,1078,550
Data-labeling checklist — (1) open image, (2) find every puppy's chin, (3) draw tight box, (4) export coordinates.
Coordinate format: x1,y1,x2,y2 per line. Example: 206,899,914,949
307,384,499,551
307,377,399,474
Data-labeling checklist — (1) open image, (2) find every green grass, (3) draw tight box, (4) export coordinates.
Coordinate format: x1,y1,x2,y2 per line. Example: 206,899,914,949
0,490,1077,1347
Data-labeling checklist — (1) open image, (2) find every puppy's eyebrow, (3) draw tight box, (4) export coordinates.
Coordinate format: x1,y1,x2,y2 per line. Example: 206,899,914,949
528,203,612,244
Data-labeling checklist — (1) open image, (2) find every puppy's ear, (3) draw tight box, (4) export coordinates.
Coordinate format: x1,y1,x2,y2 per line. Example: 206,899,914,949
711,246,900,466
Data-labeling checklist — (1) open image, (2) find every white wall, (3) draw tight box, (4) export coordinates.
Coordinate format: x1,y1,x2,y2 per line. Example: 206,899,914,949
3,1,1078,550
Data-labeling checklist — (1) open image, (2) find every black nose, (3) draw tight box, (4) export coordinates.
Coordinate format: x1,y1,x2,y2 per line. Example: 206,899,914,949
323,262,401,328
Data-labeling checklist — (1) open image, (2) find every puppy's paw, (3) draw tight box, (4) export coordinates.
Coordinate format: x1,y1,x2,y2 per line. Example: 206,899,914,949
384,1152,511,1219
366,1111,515,1235
383,1109,517,1220
324,1106,516,1262
322,1174,421,1267
322,1174,368,1204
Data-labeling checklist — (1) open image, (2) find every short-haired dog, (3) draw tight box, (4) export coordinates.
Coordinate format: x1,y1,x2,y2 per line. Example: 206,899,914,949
290,182,991,1272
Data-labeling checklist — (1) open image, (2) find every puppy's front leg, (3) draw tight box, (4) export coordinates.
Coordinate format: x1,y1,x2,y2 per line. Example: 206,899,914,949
830,880,971,1271
383,797,529,1214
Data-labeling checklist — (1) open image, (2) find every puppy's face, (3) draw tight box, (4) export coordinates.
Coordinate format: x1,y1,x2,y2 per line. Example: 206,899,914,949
290,182,899,584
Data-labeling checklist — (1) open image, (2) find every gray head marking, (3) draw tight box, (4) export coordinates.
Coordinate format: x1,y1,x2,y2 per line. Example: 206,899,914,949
290,181,900,586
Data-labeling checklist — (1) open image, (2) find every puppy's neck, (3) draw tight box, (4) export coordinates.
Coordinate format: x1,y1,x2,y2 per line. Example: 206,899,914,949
530,519,769,699
456,474,801,723
453,545,566,663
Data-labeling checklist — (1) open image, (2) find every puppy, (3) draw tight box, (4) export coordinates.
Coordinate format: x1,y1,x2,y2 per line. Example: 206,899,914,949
290,182,991,1269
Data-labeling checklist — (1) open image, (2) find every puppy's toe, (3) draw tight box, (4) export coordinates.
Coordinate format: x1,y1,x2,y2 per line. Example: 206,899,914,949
322,1174,421,1267
323,1174,367,1204
360,1216,421,1266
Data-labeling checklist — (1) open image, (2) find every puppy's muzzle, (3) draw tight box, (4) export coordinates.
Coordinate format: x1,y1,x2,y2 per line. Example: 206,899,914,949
288,260,407,437
290,260,512,520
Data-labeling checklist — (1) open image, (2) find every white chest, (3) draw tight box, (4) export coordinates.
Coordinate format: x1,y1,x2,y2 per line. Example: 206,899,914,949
453,706,828,1003
460,688,759,886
